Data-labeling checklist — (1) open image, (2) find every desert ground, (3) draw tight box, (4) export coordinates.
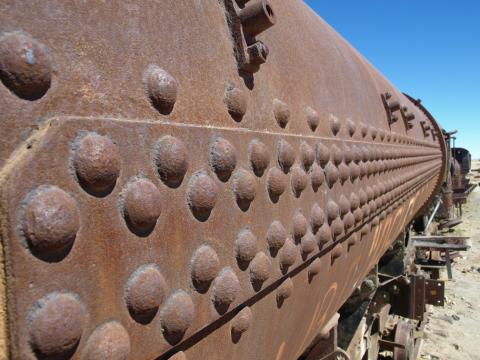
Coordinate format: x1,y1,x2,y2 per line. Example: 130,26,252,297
419,160,480,360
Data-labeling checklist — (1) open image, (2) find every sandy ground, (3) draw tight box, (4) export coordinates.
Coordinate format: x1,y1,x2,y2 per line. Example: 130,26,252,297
420,160,480,360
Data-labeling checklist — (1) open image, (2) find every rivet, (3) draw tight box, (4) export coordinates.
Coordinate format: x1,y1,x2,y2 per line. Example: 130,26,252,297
273,99,290,128
235,227,258,263
308,258,322,277
338,195,350,217
348,233,359,247
315,142,330,168
0,31,52,100
72,132,121,196
310,164,325,192
316,223,332,246
250,252,271,290
370,126,378,141
300,142,315,171
331,218,344,238
266,220,287,251
209,136,237,182
326,200,339,224
233,168,257,211
279,238,297,269
154,135,188,188
290,165,308,197
266,167,287,202
81,321,130,360
187,170,218,221
248,139,270,177
349,162,360,181
310,203,325,234
121,177,162,236
276,278,293,303
125,265,167,324
224,84,247,122
191,245,220,293
28,292,85,358
22,186,79,261
144,64,178,115
231,307,252,340
330,144,343,166
343,212,355,230
360,123,368,138
338,163,350,183
325,162,339,187
292,211,308,241
330,114,341,136
160,291,195,345
301,231,316,255
212,268,241,314
346,118,356,137
331,243,344,261
277,139,295,173
306,107,319,131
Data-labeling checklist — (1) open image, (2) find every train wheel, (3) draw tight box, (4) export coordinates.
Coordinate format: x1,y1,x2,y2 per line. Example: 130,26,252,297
393,320,415,360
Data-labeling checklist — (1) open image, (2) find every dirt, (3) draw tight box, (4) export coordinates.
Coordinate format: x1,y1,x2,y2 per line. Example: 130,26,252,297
420,160,480,360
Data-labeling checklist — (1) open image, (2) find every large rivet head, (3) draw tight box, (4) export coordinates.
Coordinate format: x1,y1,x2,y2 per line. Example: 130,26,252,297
125,265,167,324
191,245,220,293
301,231,316,255
235,228,258,263
300,142,315,171
160,291,195,344
330,144,343,166
224,84,247,122
144,64,177,114
277,139,295,173
248,139,270,177
308,258,322,277
267,167,287,202
121,178,161,236
331,243,344,261
187,170,218,221
326,200,339,224
330,114,341,136
250,252,271,290
233,168,257,211
273,98,290,128
339,195,350,217
306,107,319,131
72,132,121,196
290,165,308,197
212,268,241,314
360,123,368,138
22,186,80,261
310,164,325,192
346,118,356,137
0,32,52,100
292,211,307,241
267,220,287,251
81,321,130,360
154,135,188,188
315,142,330,167
209,136,237,182
325,162,339,187
231,307,252,340
277,278,293,303
310,203,325,234
317,223,332,246
338,163,350,183
28,292,85,359
279,238,297,269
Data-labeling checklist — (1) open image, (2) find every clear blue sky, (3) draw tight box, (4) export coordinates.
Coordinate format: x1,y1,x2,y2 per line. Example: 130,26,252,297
304,1,480,158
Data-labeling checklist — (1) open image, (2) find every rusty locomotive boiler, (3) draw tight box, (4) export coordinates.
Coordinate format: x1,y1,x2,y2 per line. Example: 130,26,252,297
0,0,459,359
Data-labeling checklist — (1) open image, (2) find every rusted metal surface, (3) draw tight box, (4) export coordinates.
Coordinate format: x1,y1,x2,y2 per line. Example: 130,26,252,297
0,1,446,359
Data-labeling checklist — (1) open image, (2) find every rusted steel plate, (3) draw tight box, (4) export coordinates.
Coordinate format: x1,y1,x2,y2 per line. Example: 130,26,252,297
425,280,445,306
0,0,446,359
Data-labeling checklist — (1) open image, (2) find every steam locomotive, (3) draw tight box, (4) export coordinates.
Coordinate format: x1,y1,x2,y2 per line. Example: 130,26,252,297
0,1,474,359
